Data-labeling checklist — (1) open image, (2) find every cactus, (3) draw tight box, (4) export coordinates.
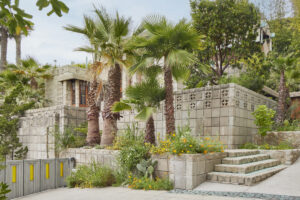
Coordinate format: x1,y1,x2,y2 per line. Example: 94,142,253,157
136,159,158,180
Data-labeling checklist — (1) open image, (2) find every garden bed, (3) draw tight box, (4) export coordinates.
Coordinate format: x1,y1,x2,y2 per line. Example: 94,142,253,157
152,152,227,190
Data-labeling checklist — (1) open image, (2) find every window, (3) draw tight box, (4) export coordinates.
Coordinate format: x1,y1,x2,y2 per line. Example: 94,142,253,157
79,81,89,107
71,80,76,105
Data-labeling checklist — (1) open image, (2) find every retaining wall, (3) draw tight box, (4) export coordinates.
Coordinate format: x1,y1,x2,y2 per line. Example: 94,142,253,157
18,105,87,159
152,153,227,190
259,149,300,165
255,131,300,148
0,158,73,199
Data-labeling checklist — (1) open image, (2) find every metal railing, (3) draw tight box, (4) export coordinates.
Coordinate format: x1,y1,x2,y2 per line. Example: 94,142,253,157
0,158,74,199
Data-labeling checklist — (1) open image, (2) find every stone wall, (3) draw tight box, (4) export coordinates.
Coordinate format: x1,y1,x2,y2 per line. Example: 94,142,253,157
255,131,300,148
151,153,227,190
259,149,300,165
59,148,119,169
103,83,276,149
18,106,87,159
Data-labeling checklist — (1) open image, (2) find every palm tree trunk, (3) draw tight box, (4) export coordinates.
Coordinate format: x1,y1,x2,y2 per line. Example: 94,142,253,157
0,27,8,71
275,70,287,125
101,64,122,146
15,35,21,64
164,65,176,135
86,79,100,146
144,115,155,144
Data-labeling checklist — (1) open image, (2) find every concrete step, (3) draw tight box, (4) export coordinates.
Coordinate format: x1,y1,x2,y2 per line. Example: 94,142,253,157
222,154,270,165
215,159,281,174
207,165,287,186
225,150,260,158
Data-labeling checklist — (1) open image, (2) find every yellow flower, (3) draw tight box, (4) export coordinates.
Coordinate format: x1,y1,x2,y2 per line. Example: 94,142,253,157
187,150,190,153
183,138,187,143
221,150,224,153
172,133,176,137
205,137,210,140
204,150,208,154
149,185,152,189
173,150,177,153
128,175,131,178
189,145,193,147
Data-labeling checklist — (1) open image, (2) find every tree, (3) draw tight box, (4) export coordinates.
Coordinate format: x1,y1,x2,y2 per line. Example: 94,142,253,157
190,0,260,84
65,7,133,146
0,84,34,160
85,62,104,146
129,16,200,135
112,66,165,144
0,0,68,70
0,57,51,107
270,55,297,125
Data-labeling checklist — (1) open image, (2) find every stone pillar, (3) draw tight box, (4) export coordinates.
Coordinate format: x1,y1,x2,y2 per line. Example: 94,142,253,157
62,81,67,106
75,80,80,107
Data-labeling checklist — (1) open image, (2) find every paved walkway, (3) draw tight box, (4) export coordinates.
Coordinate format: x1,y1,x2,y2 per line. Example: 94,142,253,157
195,157,300,197
15,187,259,200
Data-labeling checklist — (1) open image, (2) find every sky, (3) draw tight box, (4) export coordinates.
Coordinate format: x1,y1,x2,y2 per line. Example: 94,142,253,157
6,0,292,66
7,0,191,66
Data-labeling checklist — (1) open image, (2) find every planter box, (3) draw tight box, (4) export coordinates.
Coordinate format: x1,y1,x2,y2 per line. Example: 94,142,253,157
152,152,226,190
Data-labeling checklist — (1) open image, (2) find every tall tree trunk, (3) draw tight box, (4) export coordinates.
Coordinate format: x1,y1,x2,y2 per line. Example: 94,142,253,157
0,27,8,71
275,70,287,125
164,65,176,135
86,79,100,146
144,115,155,144
15,35,21,64
101,64,121,146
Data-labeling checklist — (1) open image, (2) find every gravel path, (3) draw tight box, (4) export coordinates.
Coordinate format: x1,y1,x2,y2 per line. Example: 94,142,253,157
15,187,260,200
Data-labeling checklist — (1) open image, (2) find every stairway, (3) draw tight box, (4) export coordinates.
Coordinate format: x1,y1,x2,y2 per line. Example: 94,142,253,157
207,150,287,186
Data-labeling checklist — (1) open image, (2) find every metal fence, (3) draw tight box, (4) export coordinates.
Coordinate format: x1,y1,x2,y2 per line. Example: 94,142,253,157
0,158,74,199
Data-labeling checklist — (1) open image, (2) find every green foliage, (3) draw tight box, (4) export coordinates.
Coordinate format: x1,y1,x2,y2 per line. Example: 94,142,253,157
53,126,86,155
128,177,173,191
276,120,300,131
107,123,144,150
136,159,157,180
66,162,115,188
150,126,224,155
0,0,68,36
252,105,276,137
190,0,260,84
73,122,88,135
0,183,10,200
0,84,32,159
240,141,293,150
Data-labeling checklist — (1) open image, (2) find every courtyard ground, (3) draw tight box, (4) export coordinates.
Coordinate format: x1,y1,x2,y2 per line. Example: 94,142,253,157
15,187,260,200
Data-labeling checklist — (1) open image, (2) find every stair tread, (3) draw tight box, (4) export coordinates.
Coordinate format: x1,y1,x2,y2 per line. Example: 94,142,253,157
223,153,270,161
217,159,279,168
208,165,287,178
225,150,260,157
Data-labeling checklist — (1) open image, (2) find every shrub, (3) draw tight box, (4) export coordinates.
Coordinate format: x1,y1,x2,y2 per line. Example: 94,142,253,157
128,176,173,191
252,105,275,137
150,126,224,155
66,162,115,188
276,120,300,131
0,183,10,200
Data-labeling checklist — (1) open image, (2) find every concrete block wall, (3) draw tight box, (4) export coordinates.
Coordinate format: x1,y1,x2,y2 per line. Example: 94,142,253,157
152,153,227,190
102,83,277,149
18,105,87,160
45,66,88,106
59,148,119,170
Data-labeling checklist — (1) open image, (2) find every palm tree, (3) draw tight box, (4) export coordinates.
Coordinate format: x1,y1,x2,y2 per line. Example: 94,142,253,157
65,15,102,146
112,66,165,144
270,55,297,124
65,7,133,146
0,57,51,107
129,16,201,135
0,26,8,70
93,8,133,147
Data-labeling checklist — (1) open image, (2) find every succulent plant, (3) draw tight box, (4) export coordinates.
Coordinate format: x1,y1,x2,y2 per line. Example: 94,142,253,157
136,159,158,180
